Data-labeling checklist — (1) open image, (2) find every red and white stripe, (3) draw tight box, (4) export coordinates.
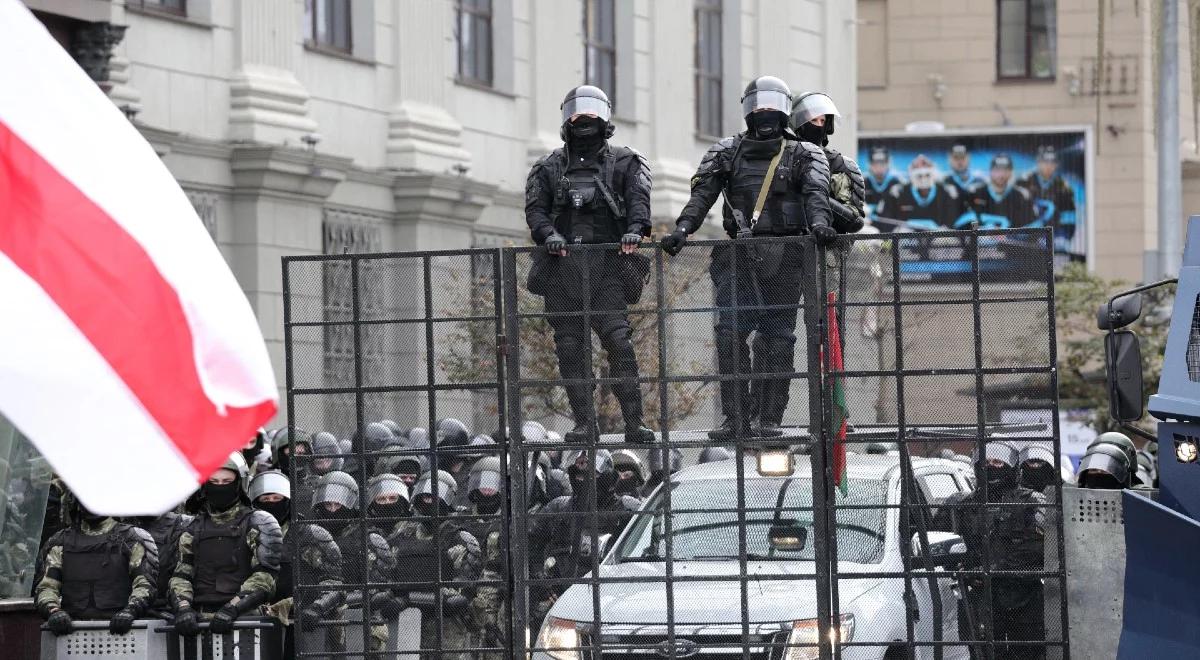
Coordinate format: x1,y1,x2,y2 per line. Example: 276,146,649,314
0,0,277,515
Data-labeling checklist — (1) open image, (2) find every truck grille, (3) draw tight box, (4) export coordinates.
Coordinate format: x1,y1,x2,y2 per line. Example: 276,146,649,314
579,631,787,660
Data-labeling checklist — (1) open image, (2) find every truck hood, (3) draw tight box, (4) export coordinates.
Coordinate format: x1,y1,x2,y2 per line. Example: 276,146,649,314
549,561,883,625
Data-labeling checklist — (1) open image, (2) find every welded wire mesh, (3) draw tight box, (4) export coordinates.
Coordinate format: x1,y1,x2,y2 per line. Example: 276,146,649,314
282,227,1066,659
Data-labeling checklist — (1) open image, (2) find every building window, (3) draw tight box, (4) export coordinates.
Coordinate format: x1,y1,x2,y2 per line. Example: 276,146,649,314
456,0,493,86
584,0,616,108
127,0,186,16
857,0,888,89
305,0,352,53
997,0,1056,80
694,0,723,137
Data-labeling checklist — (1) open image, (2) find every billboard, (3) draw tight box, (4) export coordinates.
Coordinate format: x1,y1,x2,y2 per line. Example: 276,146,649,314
858,128,1090,280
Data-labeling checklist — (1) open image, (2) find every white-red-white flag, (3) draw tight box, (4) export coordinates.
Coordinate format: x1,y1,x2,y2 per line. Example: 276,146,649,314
0,0,278,515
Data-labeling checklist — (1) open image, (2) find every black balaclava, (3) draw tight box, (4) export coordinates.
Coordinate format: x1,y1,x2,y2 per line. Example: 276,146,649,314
369,500,410,521
242,435,264,468
320,507,354,536
413,494,442,518
613,474,643,498
76,501,107,525
473,493,502,516
203,481,241,512
274,450,291,476
567,116,606,154
257,498,290,524
1020,461,1058,491
797,120,828,146
746,111,787,140
984,463,1018,491
1081,470,1124,490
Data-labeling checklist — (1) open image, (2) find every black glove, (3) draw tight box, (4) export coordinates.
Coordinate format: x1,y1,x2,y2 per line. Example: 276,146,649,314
620,232,642,248
173,606,200,637
811,223,838,246
109,608,136,635
299,608,322,630
544,232,567,254
369,591,407,619
660,227,689,255
46,609,73,636
209,602,239,634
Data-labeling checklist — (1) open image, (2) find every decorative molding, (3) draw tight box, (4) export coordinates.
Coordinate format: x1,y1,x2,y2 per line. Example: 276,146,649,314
71,22,126,86
230,145,350,200
228,64,318,145
105,53,141,110
392,173,497,226
322,210,384,254
185,189,219,240
385,100,471,173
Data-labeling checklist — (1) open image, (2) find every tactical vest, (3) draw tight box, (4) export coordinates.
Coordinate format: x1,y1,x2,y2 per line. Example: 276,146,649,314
461,517,503,573
723,138,806,236
60,528,133,619
192,511,253,607
550,147,627,244
390,524,441,588
275,522,294,602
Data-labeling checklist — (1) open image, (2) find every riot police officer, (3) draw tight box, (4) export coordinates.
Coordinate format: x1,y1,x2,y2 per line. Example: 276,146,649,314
311,470,403,653
125,508,192,613
529,450,640,626
388,470,482,659
270,427,313,479
938,442,1047,660
36,492,158,636
1018,445,1060,492
660,76,834,439
462,456,507,658
366,472,412,538
790,91,866,234
611,449,649,498
249,470,344,656
525,85,656,445
169,452,283,637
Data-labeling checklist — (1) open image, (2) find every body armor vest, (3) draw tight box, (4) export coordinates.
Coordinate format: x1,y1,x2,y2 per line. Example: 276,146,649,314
552,148,624,244
462,517,503,573
192,512,253,607
275,523,295,601
723,138,806,236
390,524,441,589
60,528,132,619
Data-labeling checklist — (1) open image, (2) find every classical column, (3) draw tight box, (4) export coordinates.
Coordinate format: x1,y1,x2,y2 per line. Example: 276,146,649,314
386,0,470,172
229,2,317,144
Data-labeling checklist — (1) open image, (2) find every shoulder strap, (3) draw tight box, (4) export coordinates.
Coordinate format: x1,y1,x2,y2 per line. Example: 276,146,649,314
750,142,786,227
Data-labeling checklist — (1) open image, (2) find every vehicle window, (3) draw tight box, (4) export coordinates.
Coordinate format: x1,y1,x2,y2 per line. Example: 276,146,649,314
615,477,889,564
919,472,960,503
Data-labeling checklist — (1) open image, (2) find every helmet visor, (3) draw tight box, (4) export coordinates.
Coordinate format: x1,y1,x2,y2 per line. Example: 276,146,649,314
311,482,358,510
1077,452,1128,484
248,472,291,501
791,93,840,126
468,470,504,495
742,90,791,118
413,477,455,507
367,476,410,504
562,95,612,124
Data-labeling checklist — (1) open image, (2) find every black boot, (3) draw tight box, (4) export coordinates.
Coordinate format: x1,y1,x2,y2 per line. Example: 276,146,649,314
753,337,795,438
556,335,597,443
565,418,599,443
604,326,656,444
712,329,752,440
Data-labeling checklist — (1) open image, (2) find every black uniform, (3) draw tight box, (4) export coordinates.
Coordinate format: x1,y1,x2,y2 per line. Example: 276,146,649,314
1017,172,1078,245
673,134,832,434
878,182,966,230
825,147,867,234
525,112,654,441
130,511,192,611
966,185,1035,229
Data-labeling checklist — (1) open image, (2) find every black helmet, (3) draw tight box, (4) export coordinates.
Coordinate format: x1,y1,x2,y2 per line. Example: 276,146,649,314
1089,432,1137,485
560,85,614,139
272,427,312,455
353,422,395,455
698,447,734,464
865,442,897,455
412,470,458,512
741,76,791,122
466,434,497,459
310,431,345,475
611,449,649,484
789,91,841,137
436,418,471,448
1077,444,1131,489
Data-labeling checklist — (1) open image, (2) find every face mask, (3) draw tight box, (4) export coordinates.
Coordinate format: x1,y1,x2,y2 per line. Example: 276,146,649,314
569,116,604,139
413,496,442,518
798,121,826,145
910,167,936,189
77,503,106,524
203,481,242,511
274,452,291,476
369,501,409,520
474,493,502,515
747,112,784,140
984,465,1016,490
257,499,290,524
320,508,354,536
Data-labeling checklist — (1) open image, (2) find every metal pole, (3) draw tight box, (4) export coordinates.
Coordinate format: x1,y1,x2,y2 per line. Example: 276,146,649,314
1158,0,1182,278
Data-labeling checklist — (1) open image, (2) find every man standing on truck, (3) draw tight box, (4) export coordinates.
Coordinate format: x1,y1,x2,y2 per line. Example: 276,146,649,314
935,442,1047,659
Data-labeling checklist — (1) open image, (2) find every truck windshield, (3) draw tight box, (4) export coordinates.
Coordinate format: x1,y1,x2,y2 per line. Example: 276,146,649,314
614,476,888,564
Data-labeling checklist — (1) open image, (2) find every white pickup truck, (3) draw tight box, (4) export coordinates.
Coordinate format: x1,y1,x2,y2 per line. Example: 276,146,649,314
534,454,975,660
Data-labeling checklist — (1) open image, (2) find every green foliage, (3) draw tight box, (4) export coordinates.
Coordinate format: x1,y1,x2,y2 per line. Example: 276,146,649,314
1055,263,1174,430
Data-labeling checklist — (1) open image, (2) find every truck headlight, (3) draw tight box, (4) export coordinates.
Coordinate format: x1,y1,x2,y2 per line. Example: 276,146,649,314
784,613,855,660
534,617,581,660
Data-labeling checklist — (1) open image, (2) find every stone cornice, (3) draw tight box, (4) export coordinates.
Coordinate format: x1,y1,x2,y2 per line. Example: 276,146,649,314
392,173,498,225
231,145,350,199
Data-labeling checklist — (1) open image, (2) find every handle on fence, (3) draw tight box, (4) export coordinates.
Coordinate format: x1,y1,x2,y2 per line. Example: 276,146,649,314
40,619,157,632
154,616,278,633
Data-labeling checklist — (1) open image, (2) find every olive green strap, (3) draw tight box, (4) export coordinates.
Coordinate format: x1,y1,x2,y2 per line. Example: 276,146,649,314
750,144,786,228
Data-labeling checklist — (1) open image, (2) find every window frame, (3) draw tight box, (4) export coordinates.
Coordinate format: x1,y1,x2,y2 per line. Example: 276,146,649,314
694,0,723,140
995,0,1056,82
126,0,187,17
456,0,494,87
583,0,617,110
305,0,353,55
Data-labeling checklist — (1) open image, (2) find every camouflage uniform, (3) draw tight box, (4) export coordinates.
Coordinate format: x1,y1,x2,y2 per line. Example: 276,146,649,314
331,519,400,652
127,512,192,612
35,517,158,622
275,520,347,654
168,502,283,616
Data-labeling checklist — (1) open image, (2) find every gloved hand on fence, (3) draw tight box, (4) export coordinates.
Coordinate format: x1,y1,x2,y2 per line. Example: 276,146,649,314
46,609,73,636
299,608,323,630
620,232,642,254
660,227,689,256
811,223,838,246
108,607,136,635
209,601,239,634
173,606,200,637
369,590,407,619
544,232,568,256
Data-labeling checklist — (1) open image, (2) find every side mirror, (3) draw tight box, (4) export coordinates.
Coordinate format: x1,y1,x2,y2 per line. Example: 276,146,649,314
911,531,968,568
1097,294,1143,330
1105,331,1145,422
597,533,613,558
768,519,809,551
